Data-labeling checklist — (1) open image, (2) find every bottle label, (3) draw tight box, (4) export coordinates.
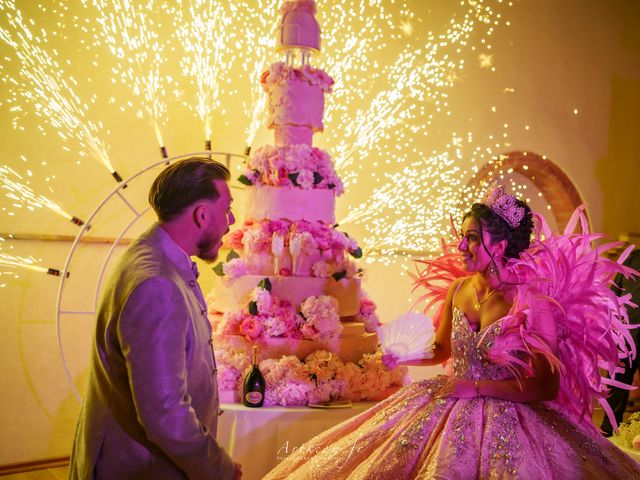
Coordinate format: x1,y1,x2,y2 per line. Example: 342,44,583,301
245,391,263,404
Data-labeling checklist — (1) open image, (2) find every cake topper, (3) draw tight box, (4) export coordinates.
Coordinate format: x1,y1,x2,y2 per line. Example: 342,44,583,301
277,0,320,65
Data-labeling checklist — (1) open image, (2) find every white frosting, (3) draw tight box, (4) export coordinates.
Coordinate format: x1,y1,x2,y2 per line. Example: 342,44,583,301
209,275,361,317
245,187,335,224
266,79,324,131
274,125,313,146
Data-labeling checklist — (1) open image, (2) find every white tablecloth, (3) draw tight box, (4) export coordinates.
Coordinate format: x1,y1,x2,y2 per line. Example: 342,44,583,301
217,402,376,480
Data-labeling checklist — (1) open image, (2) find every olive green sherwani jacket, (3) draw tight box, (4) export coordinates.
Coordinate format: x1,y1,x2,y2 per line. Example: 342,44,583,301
69,224,235,479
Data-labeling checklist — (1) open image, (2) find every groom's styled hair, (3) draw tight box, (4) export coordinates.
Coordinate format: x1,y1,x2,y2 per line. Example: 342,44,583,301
149,157,230,222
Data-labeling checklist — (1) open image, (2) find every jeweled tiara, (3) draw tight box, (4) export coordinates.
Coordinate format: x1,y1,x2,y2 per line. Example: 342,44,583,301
481,183,525,228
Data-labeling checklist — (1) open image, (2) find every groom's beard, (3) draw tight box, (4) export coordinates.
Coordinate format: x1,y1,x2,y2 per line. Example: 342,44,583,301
196,228,220,263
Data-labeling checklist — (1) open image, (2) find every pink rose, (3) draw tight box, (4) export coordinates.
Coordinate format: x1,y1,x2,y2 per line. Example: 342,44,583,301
297,170,315,189
225,229,244,250
253,288,274,315
239,318,264,341
360,297,377,316
269,220,290,235
321,249,333,261
311,261,331,278
300,322,317,339
217,311,245,335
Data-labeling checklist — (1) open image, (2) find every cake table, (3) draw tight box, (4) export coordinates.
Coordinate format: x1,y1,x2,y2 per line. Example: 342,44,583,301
217,402,376,480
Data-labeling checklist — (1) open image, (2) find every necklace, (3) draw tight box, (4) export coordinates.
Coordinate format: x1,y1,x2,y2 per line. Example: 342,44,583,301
473,282,498,310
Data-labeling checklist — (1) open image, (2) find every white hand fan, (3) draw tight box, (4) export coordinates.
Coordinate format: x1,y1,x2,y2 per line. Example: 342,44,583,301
377,312,435,362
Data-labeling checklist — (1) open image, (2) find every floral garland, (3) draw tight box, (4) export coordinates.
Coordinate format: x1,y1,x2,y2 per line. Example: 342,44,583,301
218,219,362,279
239,144,343,195
261,61,334,92
215,347,408,406
212,278,343,342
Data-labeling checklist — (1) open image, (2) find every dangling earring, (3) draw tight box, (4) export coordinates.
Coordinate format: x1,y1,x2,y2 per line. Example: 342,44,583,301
487,259,499,278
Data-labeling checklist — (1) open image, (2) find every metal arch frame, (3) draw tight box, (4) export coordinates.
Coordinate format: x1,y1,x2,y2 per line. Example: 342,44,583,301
56,151,247,401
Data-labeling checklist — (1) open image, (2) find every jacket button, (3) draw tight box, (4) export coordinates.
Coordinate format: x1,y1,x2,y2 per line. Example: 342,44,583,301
189,280,196,287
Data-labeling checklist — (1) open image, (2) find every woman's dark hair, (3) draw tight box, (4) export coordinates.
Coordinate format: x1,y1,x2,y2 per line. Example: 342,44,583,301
463,200,533,260
149,157,230,221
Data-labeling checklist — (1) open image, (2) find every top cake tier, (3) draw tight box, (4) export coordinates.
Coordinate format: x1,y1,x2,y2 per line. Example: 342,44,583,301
261,62,334,145
277,0,321,53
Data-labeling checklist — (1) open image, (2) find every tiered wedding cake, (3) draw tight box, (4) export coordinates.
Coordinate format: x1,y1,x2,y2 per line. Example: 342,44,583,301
208,0,406,406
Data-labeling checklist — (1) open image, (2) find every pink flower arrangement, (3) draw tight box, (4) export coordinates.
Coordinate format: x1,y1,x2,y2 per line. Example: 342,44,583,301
242,226,272,254
334,362,365,400
224,229,244,251
257,356,314,406
214,311,245,336
262,316,288,337
358,293,381,333
214,343,251,391
222,258,247,279
222,220,361,279
240,144,344,195
252,288,276,316
238,317,264,341
305,350,344,383
214,285,342,343
311,260,332,278
218,346,409,406
299,296,342,341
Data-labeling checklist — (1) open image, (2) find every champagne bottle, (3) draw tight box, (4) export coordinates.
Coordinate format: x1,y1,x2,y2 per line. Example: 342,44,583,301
243,345,265,407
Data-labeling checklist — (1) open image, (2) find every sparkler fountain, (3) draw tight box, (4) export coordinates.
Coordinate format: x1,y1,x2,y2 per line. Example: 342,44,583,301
0,0,522,402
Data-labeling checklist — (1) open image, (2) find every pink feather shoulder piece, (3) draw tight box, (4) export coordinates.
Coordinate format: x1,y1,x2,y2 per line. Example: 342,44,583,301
410,234,471,330
488,206,638,431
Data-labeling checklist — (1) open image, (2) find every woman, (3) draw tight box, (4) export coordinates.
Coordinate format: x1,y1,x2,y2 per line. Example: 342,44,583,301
265,184,640,479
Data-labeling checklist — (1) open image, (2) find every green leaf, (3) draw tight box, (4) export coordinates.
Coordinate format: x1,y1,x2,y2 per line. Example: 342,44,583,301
248,301,259,315
238,175,252,186
226,250,240,261
212,262,225,276
258,277,272,292
288,172,300,186
350,247,363,259
332,270,347,281
313,172,323,185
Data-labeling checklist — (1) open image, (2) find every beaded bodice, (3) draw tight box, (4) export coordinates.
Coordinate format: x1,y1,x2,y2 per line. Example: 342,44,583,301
450,307,514,381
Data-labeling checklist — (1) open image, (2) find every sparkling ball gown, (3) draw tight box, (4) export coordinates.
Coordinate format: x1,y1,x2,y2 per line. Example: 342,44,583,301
264,209,640,479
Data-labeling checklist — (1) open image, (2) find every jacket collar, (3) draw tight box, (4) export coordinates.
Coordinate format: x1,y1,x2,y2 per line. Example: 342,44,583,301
145,223,198,280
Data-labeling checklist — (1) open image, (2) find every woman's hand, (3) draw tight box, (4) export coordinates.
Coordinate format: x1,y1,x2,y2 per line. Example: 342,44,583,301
436,377,477,399
381,353,400,369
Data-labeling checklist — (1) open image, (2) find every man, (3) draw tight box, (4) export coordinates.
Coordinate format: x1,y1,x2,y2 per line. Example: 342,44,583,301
69,157,242,479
